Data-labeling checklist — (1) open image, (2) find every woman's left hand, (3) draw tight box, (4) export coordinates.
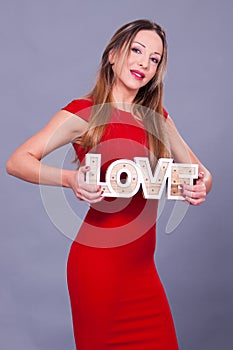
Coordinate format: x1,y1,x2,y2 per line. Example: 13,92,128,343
182,172,207,206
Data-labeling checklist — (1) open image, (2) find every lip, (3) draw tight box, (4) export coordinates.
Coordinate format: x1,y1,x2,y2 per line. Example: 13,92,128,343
130,70,145,80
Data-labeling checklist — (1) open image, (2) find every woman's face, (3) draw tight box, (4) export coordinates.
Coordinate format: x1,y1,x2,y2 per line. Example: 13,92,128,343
110,30,163,100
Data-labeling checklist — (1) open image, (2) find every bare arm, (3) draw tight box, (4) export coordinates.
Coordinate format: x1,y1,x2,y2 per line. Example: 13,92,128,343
6,110,103,203
166,115,212,205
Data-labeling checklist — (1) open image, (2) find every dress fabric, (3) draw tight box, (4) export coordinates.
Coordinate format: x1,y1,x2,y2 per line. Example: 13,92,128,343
62,99,179,350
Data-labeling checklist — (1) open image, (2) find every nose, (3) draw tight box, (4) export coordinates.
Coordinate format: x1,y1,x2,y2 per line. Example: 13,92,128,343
138,55,149,69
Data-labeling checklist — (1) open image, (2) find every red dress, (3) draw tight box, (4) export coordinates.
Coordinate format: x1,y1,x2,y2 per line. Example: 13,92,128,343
62,99,179,350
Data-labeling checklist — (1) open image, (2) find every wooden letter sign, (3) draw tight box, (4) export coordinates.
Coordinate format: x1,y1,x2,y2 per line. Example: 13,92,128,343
85,153,198,200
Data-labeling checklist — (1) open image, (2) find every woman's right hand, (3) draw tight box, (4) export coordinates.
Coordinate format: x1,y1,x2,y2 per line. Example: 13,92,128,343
69,165,103,204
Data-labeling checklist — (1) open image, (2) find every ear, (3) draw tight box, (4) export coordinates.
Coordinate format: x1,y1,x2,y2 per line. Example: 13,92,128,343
108,49,116,65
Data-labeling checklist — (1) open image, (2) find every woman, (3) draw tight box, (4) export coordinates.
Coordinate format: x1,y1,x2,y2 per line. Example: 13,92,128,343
6,19,212,349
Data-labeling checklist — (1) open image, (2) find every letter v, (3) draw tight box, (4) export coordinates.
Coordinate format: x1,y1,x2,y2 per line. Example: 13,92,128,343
134,157,173,199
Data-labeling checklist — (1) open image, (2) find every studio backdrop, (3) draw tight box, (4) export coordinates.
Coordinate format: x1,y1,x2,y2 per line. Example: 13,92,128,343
1,1,232,349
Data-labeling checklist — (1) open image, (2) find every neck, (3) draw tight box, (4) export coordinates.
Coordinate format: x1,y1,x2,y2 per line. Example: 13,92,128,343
111,83,138,105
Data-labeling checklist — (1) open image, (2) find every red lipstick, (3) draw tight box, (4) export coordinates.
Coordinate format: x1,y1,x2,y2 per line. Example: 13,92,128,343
130,70,145,80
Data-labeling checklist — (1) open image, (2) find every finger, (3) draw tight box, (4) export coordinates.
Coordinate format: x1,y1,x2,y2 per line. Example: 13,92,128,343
198,171,205,179
183,189,205,199
196,171,205,185
81,194,104,204
76,186,103,201
78,193,104,204
75,189,104,203
80,181,102,193
77,166,101,193
78,165,90,176
182,183,206,194
185,196,206,206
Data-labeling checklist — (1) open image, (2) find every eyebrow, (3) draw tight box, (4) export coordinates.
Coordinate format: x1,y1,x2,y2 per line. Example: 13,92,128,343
133,41,162,56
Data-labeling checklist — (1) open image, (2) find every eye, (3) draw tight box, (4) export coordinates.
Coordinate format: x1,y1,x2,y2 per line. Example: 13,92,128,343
131,47,142,54
151,57,159,64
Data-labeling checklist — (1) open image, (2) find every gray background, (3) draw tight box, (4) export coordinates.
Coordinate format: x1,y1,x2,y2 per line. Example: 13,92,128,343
1,0,232,349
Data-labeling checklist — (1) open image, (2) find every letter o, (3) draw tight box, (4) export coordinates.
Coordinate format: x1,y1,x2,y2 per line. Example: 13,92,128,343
106,159,140,198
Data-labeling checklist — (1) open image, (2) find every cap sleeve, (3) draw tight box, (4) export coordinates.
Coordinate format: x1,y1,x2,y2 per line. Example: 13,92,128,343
61,98,93,122
162,107,168,119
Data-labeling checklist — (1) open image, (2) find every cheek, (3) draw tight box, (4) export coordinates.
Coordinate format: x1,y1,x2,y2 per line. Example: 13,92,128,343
126,53,136,66
115,57,129,74
148,67,158,80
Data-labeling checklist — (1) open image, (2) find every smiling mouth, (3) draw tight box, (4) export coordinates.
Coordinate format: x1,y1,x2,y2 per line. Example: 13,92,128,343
130,70,145,79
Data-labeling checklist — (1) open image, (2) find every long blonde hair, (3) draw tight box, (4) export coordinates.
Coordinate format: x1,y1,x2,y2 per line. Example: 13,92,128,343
80,19,170,165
